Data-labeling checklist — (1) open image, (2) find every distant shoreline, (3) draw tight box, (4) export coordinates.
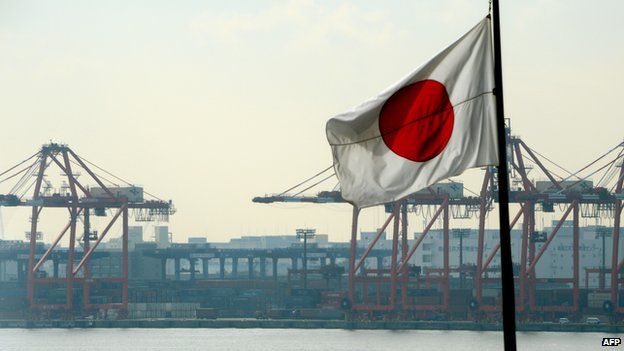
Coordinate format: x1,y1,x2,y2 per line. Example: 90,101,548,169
1,319,622,333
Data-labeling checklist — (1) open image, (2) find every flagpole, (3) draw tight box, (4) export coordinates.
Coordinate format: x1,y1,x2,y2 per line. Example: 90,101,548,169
491,0,518,350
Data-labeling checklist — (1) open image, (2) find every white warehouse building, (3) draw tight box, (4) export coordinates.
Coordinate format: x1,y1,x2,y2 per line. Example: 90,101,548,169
359,222,624,288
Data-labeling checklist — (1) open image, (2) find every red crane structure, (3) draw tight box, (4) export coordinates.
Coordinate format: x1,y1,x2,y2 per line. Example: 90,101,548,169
256,175,490,316
0,143,174,317
254,125,624,320
502,136,624,318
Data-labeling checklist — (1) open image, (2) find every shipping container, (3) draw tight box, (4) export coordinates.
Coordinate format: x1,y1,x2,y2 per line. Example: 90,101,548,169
536,180,592,193
196,308,218,319
588,292,611,309
90,186,144,202
415,182,464,198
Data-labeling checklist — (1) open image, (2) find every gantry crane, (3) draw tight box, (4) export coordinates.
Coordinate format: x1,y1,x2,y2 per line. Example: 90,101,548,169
0,143,175,316
254,125,624,319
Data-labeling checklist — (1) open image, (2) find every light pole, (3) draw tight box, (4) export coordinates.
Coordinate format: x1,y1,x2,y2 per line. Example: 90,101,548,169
296,228,316,289
452,228,471,288
596,226,612,290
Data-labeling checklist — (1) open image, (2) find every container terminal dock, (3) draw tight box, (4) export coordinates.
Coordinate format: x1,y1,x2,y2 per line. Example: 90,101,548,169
0,134,624,327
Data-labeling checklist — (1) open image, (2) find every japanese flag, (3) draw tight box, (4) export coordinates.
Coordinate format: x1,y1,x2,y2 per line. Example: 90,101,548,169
326,17,498,208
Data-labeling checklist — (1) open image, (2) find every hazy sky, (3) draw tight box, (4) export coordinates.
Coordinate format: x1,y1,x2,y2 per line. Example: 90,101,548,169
1,0,623,244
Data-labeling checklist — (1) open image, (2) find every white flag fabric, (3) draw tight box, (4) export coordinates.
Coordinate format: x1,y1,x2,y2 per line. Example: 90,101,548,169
326,17,498,208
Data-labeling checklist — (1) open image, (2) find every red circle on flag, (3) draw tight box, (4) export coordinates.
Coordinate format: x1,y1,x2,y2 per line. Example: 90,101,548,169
379,79,454,162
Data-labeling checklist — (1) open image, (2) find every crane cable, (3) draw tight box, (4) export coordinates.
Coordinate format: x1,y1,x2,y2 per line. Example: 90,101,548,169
277,165,334,196
556,142,623,184
0,151,40,178
597,146,624,188
609,160,624,193
555,151,624,195
9,157,42,195
0,157,40,185
73,153,164,201
68,159,120,187
522,155,564,180
524,145,577,180
20,158,53,199
291,173,336,197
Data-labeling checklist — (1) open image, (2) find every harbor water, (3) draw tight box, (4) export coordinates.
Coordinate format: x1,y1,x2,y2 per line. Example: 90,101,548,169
0,328,616,350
